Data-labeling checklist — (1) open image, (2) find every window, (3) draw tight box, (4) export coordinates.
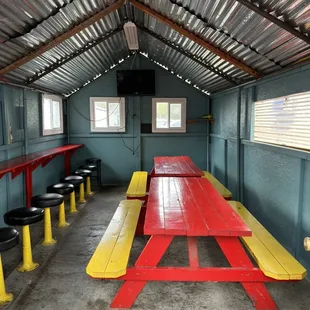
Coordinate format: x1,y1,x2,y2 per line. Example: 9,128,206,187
90,97,125,132
253,91,310,150
42,94,63,136
152,98,186,133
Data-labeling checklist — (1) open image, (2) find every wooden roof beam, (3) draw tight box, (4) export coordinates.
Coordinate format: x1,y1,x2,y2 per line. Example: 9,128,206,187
0,0,125,76
129,0,260,78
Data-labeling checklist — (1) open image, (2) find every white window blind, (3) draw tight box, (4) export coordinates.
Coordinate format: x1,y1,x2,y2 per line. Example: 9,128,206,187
254,91,310,150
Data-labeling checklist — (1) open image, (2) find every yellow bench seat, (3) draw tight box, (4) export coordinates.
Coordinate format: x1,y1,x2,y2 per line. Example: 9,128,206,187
202,171,232,199
229,201,307,280
86,200,142,278
126,171,148,198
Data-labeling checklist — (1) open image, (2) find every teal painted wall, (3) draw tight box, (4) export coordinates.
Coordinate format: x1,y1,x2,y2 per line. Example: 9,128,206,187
68,55,209,184
0,84,67,226
210,65,310,275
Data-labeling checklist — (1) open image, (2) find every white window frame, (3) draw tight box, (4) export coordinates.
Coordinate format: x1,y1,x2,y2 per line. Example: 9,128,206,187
42,94,63,136
90,97,125,133
252,90,310,151
152,98,187,133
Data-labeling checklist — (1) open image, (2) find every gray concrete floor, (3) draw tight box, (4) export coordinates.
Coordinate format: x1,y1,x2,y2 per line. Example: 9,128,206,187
2,186,310,310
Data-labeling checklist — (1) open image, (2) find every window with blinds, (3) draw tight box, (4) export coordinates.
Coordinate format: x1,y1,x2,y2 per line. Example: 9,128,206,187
253,91,310,151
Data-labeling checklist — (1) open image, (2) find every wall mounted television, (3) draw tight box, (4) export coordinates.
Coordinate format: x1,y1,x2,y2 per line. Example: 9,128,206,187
116,70,155,96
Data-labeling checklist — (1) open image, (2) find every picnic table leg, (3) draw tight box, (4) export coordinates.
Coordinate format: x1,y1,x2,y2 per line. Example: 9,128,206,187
215,236,277,310
187,237,199,268
111,235,174,308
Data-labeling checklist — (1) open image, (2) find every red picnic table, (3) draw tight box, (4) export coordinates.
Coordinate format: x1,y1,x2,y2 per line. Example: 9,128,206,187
151,155,203,177
111,177,278,309
0,144,83,207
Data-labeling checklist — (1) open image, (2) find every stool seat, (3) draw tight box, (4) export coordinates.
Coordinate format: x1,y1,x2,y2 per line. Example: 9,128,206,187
4,207,44,226
47,183,74,196
0,228,19,252
79,165,96,171
73,169,91,177
31,193,64,209
86,158,101,163
61,175,84,185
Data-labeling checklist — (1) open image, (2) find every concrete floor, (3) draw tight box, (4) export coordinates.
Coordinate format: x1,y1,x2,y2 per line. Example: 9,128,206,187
2,186,310,310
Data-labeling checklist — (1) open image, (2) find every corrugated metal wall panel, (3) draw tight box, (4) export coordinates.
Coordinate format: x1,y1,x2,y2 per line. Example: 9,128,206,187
254,91,310,150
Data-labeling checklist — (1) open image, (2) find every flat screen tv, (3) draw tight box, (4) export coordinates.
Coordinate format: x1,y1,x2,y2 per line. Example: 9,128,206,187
116,70,155,96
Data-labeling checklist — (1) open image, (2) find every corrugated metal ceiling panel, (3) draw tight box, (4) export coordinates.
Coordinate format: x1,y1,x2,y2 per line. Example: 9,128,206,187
31,31,130,95
0,0,309,96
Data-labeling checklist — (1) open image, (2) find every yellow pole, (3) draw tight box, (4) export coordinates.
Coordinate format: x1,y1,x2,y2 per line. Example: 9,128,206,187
0,255,13,305
17,225,38,272
57,202,69,228
42,208,57,246
86,176,94,196
78,183,86,204
69,191,78,213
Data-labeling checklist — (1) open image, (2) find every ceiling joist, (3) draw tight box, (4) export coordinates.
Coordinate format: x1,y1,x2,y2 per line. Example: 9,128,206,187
235,0,310,45
0,0,125,77
129,0,261,78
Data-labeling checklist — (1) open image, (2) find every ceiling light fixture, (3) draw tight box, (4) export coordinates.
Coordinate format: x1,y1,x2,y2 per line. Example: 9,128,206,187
123,22,139,50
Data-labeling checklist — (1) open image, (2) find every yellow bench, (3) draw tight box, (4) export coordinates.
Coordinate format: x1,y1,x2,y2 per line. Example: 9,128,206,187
126,171,148,199
86,200,142,278
202,171,232,199
229,201,307,280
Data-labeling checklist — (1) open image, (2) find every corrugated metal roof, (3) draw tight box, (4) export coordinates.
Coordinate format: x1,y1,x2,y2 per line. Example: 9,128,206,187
0,0,310,96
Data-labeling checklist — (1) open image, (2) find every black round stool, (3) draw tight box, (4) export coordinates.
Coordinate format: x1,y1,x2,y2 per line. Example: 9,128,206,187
0,227,19,304
4,207,44,272
86,158,102,189
73,169,92,201
31,193,64,246
47,183,77,214
79,166,96,196
61,175,85,204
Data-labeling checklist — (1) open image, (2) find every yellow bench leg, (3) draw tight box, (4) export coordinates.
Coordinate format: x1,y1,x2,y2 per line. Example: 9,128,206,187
69,191,78,213
57,202,69,228
17,225,38,272
86,176,94,196
78,183,86,204
42,208,56,246
0,255,13,305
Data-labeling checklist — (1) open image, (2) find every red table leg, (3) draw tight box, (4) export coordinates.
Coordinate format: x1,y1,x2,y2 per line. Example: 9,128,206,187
25,166,33,207
64,151,72,176
187,237,199,268
215,236,277,310
111,235,174,308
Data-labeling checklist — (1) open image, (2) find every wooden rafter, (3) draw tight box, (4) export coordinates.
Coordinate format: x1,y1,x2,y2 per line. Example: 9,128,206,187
0,0,125,77
129,0,260,78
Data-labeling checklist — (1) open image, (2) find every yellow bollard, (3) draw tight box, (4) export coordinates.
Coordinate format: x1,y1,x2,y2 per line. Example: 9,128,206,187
78,183,86,204
42,208,57,246
86,176,94,196
17,225,38,272
0,255,13,305
69,191,78,213
57,202,69,228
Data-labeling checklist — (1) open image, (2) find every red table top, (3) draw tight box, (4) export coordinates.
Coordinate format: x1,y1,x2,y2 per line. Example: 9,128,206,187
145,177,251,237
153,156,203,177
0,144,83,175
